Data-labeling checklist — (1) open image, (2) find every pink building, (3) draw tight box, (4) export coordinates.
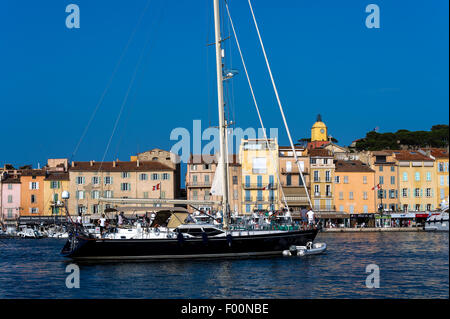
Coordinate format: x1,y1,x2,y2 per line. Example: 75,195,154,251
1,177,21,227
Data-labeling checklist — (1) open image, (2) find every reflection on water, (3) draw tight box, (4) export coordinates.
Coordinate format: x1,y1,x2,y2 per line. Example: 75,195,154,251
0,232,448,298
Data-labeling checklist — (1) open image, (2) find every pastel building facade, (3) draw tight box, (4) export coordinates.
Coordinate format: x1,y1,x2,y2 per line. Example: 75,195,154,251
395,151,437,212
20,169,46,216
309,148,335,211
334,160,376,214
1,176,21,226
240,139,280,214
68,160,176,217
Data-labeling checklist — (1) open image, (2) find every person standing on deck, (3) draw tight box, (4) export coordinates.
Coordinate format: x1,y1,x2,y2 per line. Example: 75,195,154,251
306,207,315,227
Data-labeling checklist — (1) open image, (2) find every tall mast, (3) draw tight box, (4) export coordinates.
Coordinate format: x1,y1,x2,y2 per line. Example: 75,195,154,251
213,0,229,229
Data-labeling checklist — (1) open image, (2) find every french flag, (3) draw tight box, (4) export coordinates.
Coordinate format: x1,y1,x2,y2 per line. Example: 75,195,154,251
153,183,160,191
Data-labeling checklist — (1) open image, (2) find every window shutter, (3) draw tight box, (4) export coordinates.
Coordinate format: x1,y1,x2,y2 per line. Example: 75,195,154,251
36,182,39,190
420,189,423,197
407,189,410,198
431,188,434,197
29,182,32,190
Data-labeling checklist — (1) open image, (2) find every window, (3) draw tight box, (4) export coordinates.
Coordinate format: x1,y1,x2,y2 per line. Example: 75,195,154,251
245,176,250,188
52,181,61,189
379,166,383,172
152,173,159,180
403,172,408,181
414,188,420,197
161,191,166,199
143,192,149,198
402,188,408,198
232,176,238,185
91,190,99,199
122,172,129,178
92,176,99,185
363,192,368,200
204,164,210,170
344,176,348,184
246,204,251,213
310,158,316,164
363,176,367,184
440,176,445,186
325,185,331,196
349,205,354,214
286,174,292,186
389,190,395,199
349,192,354,200
438,163,444,172
191,165,197,171
204,175,210,183
140,173,148,181
7,184,13,190
233,189,238,200
104,190,113,198
314,171,319,182
76,191,85,199
324,159,328,165
415,172,420,181
104,176,113,185
363,205,368,214
76,176,85,185
257,190,263,201
30,182,38,190
335,176,340,183
379,176,384,185
390,176,395,185
426,172,431,181
339,205,344,212
390,166,395,172
31,195,36,203
7,208,13,218
193,190,198,200
286,161,292,172
314,185,320,195
162,173,170,180
269,190,275,201
339,192,343,200
7,195,12,203
121,183,131,191
325,171,331,182
30,207,39,214
77,205,85,214
426,188,432,197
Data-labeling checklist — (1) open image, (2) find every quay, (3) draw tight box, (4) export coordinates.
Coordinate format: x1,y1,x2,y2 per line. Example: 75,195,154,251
321,227,424,232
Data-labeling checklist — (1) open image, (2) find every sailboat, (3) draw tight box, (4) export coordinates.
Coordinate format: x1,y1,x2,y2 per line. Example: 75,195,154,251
61,0,319,261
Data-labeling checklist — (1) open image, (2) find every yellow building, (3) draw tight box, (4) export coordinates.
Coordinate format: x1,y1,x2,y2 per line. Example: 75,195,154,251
43,172,70,217
309,148,335,211
239,139,279,214
394,150,437,212
426,148,449,207
311,114,328,142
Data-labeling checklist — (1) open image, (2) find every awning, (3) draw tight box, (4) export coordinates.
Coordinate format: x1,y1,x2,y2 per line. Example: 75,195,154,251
415,214,429,218
390,213,415,218
315,212,350,219
350,214,375,219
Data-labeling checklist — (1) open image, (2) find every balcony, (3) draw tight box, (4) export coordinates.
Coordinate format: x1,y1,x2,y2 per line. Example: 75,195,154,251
186,182,212,188
244,196,277,204
281,167,309,175
243,183,278,190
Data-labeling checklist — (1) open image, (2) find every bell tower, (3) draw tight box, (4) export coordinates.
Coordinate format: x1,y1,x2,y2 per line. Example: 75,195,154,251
311,114,328,142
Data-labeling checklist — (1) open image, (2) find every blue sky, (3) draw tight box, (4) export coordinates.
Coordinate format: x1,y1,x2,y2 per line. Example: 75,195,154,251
1,0,448,169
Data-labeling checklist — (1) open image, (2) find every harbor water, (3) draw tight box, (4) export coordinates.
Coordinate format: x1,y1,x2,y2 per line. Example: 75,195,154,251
0,232,448,299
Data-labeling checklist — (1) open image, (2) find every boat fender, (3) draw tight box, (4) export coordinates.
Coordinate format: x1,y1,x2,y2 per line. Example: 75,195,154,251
289,245,298,256
153,228,160,236
202,232,208,244
226,234,232,247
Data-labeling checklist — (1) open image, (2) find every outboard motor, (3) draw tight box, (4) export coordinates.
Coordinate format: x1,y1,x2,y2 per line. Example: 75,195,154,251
289,245,298,256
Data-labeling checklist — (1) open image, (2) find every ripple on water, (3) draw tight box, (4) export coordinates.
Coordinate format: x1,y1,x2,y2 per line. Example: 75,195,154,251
0,233,448,298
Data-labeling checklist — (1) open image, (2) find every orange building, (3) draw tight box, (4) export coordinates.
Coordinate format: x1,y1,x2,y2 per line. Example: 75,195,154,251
334,160,376,214
20,169,46,216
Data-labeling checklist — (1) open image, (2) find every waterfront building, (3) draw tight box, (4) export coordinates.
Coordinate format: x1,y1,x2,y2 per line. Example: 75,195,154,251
278,146,310,211
132,148,181,198
42,159,70,217
19,169,46,217
239,139,280,214
309,148,335,211
421,148,449,207
1,173,21,228
333,160,376,214
368,151,400,212
185,154,241,214
394,150,437,212
68,160,176,217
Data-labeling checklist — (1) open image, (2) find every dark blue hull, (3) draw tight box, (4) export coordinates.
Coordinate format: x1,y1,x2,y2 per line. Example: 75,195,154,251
61,229,319,261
